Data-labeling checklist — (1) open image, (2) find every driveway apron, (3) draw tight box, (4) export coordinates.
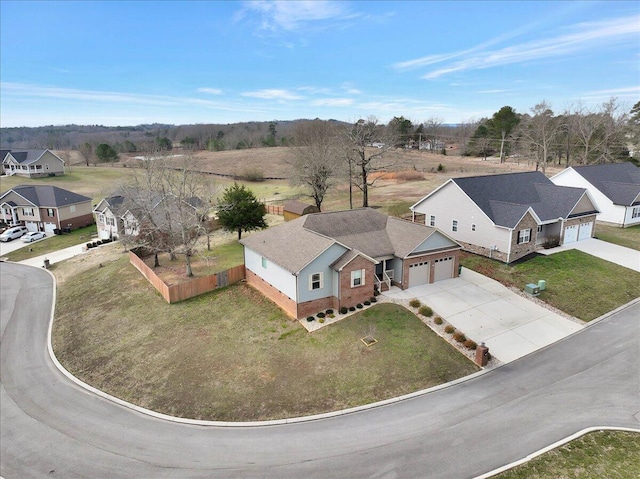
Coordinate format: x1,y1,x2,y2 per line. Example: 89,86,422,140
383,268,583,363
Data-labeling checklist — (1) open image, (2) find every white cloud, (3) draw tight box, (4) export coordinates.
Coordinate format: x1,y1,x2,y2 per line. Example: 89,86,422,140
239,0,359,33
393,14,640,79
241,88,303,100
197,87,223,95
310,98,354,106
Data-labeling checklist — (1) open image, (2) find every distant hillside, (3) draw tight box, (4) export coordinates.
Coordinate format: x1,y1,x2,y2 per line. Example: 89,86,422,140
0,119,349,151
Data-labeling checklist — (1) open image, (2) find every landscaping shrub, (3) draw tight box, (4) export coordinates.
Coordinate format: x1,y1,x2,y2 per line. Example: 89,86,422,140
349,306,356,312
306,316,315,322
319,318,325,323
370,297,377,303
340,307,348,314
409,299,421,308
444,325,455,334
418,306,433,317
328,314,335,319
434,316,443,325
92,242,98,247
317,312,325,318
325,309,333,315
86,243,93,248
364,300,370,306
356,303,363,309
453,332,466,343
464,339,477,350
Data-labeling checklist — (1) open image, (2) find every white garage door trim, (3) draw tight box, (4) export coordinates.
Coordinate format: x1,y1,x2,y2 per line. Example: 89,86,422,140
409,261,430,287
564,224,578,244
25,221,38,232
434,257,454,282
44,223,57,233
578,221,593,241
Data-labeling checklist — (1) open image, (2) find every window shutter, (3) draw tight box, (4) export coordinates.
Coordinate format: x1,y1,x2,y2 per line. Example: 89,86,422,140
361,269,365,286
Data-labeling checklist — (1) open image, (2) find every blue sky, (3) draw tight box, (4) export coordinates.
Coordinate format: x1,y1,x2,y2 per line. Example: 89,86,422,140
1,0,638,127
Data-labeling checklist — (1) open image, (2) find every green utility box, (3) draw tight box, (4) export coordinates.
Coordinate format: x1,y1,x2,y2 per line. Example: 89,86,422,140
538,280,546,291
524,283,540,296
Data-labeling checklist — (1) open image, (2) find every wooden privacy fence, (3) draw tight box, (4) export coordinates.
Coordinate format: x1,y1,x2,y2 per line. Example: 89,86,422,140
129,251,245,303
264,204,284,215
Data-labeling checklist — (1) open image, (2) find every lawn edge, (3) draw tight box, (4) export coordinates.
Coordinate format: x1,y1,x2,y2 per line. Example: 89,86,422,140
473,426,640,479
43,260,640,428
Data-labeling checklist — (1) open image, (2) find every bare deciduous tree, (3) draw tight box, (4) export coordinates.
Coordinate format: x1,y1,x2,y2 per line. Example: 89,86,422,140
343,117,396,208
288,120,341,211
520,101,560,173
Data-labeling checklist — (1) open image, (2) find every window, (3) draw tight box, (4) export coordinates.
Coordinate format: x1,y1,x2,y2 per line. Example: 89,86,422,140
309,272,323,290
47,208,55,217
517,228,532,244
633,207,640,219
70,205,76,212
98,214,105,223
471,224,476,232
537,225,543,233
452,220,458,232
261,257,267,269
351,269,365,287
23,207,34,217
106,217,115,227
429,215,436,227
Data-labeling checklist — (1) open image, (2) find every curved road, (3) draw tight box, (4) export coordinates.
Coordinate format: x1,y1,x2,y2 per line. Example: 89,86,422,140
1,262,638,478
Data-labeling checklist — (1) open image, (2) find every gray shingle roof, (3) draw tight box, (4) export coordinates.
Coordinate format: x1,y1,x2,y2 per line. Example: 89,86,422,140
240,216,336,273
4,150,48,165
572,163,640,206
2,185,91,207
284,200,318,215
242,208,458,274
453,172,589,228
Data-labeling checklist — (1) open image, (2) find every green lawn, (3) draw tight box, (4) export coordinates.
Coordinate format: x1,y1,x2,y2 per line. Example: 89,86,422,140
460,250,640,321
3,225,98,262
495,430,640,479
594,224,640,251
52,255,478,421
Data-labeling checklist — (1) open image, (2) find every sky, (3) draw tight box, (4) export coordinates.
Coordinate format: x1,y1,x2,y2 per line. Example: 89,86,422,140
1,0,638,128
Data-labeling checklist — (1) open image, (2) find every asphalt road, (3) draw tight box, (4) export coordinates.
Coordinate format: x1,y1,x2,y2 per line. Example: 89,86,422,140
1,262,638,479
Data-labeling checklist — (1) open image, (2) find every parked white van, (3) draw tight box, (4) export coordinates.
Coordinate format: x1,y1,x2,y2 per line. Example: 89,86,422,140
0,226,29,242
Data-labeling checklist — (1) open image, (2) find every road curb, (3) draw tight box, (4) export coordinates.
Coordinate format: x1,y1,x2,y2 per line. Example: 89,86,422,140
473,426,640,478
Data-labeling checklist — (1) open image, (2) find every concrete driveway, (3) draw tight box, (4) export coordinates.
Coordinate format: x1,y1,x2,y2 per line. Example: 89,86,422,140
539,238,640,272
384,268,583,363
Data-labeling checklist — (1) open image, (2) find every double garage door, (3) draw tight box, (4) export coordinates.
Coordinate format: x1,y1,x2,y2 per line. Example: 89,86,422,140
564,221,593,244
408,257,454,287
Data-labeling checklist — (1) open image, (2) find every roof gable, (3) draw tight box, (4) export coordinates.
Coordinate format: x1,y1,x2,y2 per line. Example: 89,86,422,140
572,163,640,206
0,185,91,207
451,172,590,227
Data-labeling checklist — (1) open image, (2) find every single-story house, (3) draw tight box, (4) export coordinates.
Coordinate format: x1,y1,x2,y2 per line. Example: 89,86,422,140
95,191,205,240
240,208,462,319
551,162,640,228
2,149,65,177
0,185,93,232
93,195,126,239
410,171,599,264
283,200,320,221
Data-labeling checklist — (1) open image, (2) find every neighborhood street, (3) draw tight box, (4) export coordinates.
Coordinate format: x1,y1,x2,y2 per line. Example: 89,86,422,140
1,261,638,479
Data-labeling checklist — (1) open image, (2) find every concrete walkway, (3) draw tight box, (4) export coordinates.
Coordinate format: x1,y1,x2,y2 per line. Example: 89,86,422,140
383,268,583,363
539,237,640,272
17,243,87,268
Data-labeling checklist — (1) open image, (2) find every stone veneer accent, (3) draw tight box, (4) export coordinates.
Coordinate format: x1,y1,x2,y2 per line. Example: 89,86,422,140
509,212,539,262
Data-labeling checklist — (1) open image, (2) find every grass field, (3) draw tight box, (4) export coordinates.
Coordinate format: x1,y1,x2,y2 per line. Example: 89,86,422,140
52,255,478,421
460,250,640,321
594,224,640,251
495,430,640,479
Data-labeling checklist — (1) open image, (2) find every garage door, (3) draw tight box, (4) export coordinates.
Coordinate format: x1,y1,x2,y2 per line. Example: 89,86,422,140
408,261,430,287
578,221,593,241
25,222,38,232
44,223,56,233
434,257,454,282
564,225,578,244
